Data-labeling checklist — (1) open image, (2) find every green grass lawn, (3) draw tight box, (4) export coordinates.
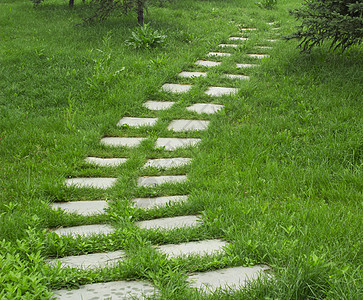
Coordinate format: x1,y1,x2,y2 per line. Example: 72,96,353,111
0,0,362,298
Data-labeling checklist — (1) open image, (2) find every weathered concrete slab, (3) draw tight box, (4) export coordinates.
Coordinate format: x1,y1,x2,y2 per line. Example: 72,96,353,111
195,60,221,67
157,239,228,258
240,28,257,31
117,117,158,128
136,215,201,230
255,46,272,50
267,22,275,25
100,137,146,148
51,200,108,216
178,71,207,78
85,157,127,167
186,103,224,115
161,83,192,93
236,63,259,68
266,39,277,42
155,138,201,151
188,265,270,293
229,37,248,41
143,101,175,111
168,120,210,132
144,158,192,169
219,44,238,48
222,74,250,80
52,224,114,238
247,54,270,59
205,87,239,97
137,175,187,187
53,280,157,299
207,52,231,57
65,178,117,189
47,250,125,269
132,195,188,209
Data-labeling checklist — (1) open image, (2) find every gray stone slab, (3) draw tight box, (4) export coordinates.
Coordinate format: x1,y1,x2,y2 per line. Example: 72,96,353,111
188,265,270,293
53,280,157,300
52,224,114,238
207,52,231,57
267,22,275,25
205,87,239,97
229,37,248,41
117,117,158,128
168,119,210,132
186,103,224,115
161,83,192,93
266,39,277,42
157,239,228,258
137,175,187,187
222,74,250,80
144,158,192,169
240,28,257,31
219,44,238,48
255,46,272,50
132,195,188,209
178,71,207,78
247,54,270,59
195,60,221,67
236,63,259,69
85,157,127,167
136,215,201,230
143,101,175,111
47,250,125,269
51,200,108,216
155,138,201,151
65,178,117,189
100,137,146,148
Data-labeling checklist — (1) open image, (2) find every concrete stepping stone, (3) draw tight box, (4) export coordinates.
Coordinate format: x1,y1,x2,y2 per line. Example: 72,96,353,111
155,138,201,151
178,71,207,78
219,44,238,48
205,87,239,97
52,224,114,238
266,39,277,42
117,117,158,128
65,178,117,189
267,22,275,25
236,63,259,69
53,280,157,299
143,101,175,111
168,119,210,132
186,103,224,115
137,175,187,187
144,158,192,169
100,137,146,148
136,215,201,230
255,46,272,50
51,200,108,216
222,74,250,80
161,83,192,93
188,265,270,293
132,195,188,209
195,60,221,67
248,54,270,59
156,239,228,258
207,52,231,57
240,28,257,31
85,157,127,167
229,37,248,41
47,250,125,269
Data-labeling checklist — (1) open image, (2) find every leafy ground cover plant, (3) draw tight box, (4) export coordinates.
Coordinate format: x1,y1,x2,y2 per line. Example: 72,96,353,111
256,0,278,10
126,22,166,49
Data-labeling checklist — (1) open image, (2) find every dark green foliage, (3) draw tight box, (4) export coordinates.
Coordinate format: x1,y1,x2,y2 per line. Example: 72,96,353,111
256,0,278,10
287,0,363,52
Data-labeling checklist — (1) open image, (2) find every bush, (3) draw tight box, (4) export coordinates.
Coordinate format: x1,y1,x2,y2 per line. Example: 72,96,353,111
287,0,363,52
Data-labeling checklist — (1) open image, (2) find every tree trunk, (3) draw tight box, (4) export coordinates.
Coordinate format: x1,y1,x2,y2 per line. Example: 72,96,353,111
69,0,74,7
137,0,144,25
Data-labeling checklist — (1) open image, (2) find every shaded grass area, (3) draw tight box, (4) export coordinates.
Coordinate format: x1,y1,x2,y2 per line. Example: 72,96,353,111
0,0,362,299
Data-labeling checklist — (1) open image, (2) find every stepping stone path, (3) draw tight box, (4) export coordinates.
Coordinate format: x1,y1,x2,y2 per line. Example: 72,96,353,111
51,22,275,298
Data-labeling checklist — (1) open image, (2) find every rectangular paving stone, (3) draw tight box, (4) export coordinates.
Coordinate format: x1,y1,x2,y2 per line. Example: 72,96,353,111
266,39,277,42
51,200,108,216
219,44,238,48
52,224,114,238
207,52,231,57
47,250,125,269
137,175,187,187
161,83,192,93
240,28,257,31
255,46,272,50
144,158,192,169
222,74,250,80
143,101,175,111
156,239,228,258
132,195,188,209
117,117,158,128
236,63,259,68
247,54,270,59
85,157,127,167
100,137,146,148
195,60,221,67
178,71,207,78
136,215,201,230
205,87,239,97
53,280,157,300
229,37,248,41
186,103,224,115
188,265,270,293
155,138,201,151
168,119,210,132
65,178,117,189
